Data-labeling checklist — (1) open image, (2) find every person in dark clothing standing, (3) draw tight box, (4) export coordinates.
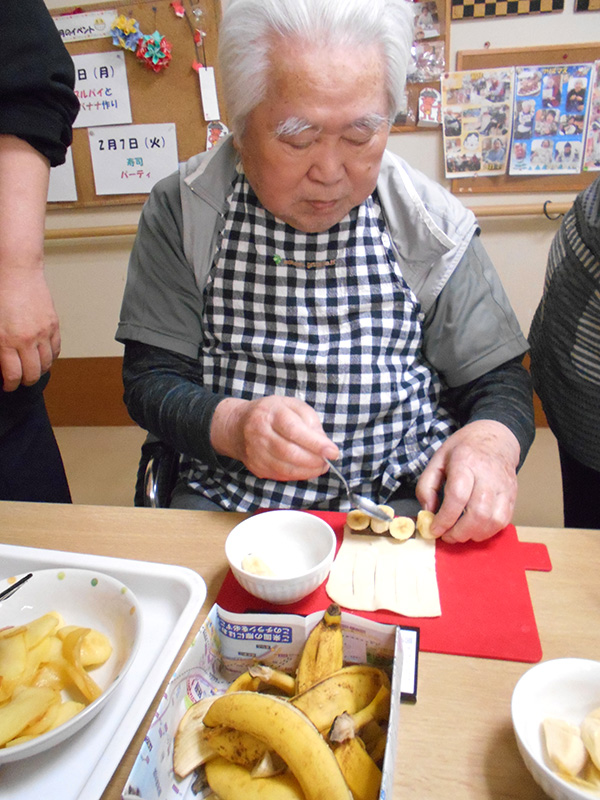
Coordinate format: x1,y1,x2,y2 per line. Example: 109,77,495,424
529,176,600,529
0,0,79,501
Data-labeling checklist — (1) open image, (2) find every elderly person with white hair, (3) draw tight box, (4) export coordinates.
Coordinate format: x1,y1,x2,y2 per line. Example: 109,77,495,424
117,0,534,543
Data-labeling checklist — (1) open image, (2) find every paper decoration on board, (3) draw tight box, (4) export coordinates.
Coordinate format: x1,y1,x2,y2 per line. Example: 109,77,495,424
110,14,143,51
198,67,221,121
136,30,173,72
170,0,208,72
110,15,172,73
508,63,592,175
170,1,186,17
583,61,600,171
53,10,118,43
47,148,77,203
418,87,442,126
574,0,600,10
441,69,514,177
451,0,564,19
72,51,132,129
207,121,229,150
87,123,179,196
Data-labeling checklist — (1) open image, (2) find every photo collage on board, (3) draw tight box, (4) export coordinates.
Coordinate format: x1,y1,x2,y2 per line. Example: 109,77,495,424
441,60,599,178
442,68,514,177
510,63,592,175
583,60,600,171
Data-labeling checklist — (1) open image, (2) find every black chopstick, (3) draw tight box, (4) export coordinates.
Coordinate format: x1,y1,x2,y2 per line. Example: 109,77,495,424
0,572,33,601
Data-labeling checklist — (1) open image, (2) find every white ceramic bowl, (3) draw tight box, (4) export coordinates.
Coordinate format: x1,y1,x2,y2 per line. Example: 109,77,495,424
225,510,337,605
512,658,600,800
0,567,141,763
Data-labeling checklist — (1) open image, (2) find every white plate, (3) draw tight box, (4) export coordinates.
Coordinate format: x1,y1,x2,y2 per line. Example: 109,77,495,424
0,568,141,763
0,544,206,800
512,658,600,800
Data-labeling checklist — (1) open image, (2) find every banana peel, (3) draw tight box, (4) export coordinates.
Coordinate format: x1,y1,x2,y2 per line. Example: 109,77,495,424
203,691,352,800
292,664,390,733
329,684,391,742
205,756,305,799
295,603,343,694
202,724,268,768
173,696,218,779
334,737,382,800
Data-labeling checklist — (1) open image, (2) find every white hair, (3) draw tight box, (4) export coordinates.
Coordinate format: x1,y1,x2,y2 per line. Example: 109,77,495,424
218,0,415,139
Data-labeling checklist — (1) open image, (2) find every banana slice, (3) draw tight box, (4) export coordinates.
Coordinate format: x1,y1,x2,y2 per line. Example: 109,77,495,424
369,506,394,534
241,554,274,576
388,516,415,541
416,510,436,540
581,708,600,771
346,509,371,531
542,717,589,777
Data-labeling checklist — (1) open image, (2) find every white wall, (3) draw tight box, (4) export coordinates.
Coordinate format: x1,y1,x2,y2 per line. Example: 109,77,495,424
43,0,596,358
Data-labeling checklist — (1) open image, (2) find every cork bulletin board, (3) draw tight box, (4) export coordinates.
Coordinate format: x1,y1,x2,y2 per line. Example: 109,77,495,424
52,0,223,208
452,41,600,195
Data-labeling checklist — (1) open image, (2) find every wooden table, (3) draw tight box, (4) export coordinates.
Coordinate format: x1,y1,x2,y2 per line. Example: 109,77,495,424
1,500,599,799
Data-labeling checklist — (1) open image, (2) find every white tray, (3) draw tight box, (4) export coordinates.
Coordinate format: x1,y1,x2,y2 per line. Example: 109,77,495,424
0,543,207,800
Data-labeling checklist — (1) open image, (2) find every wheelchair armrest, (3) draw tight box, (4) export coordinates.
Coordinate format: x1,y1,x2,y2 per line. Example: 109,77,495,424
135,437,180,508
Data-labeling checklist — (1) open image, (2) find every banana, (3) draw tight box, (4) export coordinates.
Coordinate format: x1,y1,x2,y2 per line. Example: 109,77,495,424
581,708,600,771
542,717,589,777
346,509,371,531
202,691,352,800
292,664,390,733
205,756,305,799
388,516,415,541
241,553,274,576
370,505,395,534
295,603,344,693
329,684,391,742
202,724,268,767
173,696,218,779
334,737,382,800
416,509,435,539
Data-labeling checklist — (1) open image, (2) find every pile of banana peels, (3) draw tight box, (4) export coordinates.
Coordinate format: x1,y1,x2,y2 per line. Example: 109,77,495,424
173,603,391,800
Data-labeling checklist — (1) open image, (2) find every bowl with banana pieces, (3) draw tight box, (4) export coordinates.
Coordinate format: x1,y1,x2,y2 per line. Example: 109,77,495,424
512,658,600,800
225,510,337,605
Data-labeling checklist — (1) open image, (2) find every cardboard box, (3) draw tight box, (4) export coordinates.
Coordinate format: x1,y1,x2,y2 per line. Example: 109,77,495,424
123,604,416,799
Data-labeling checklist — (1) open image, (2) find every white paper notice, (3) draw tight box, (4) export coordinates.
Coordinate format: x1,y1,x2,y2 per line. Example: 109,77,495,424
198,66,221,121
47,148,77,203
73,51,132,128
88,123,179,196
53,10,117,43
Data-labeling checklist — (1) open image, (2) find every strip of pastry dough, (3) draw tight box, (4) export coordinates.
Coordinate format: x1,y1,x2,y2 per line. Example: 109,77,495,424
326,527,441,617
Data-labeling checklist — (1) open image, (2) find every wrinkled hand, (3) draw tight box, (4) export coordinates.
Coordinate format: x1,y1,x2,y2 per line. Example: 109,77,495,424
210,395,339,481
416,420,521,544
0,270,61,392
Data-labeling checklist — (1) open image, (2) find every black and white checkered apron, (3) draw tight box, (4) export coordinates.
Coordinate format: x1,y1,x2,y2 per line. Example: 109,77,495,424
182,172,456,511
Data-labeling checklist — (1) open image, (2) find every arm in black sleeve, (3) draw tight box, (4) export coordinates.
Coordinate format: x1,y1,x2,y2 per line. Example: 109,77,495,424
122,339,227,468
0,0,79,165
441,355,535,471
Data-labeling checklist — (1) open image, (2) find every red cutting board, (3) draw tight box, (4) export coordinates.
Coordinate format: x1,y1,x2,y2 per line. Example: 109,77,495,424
215,511,552,663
